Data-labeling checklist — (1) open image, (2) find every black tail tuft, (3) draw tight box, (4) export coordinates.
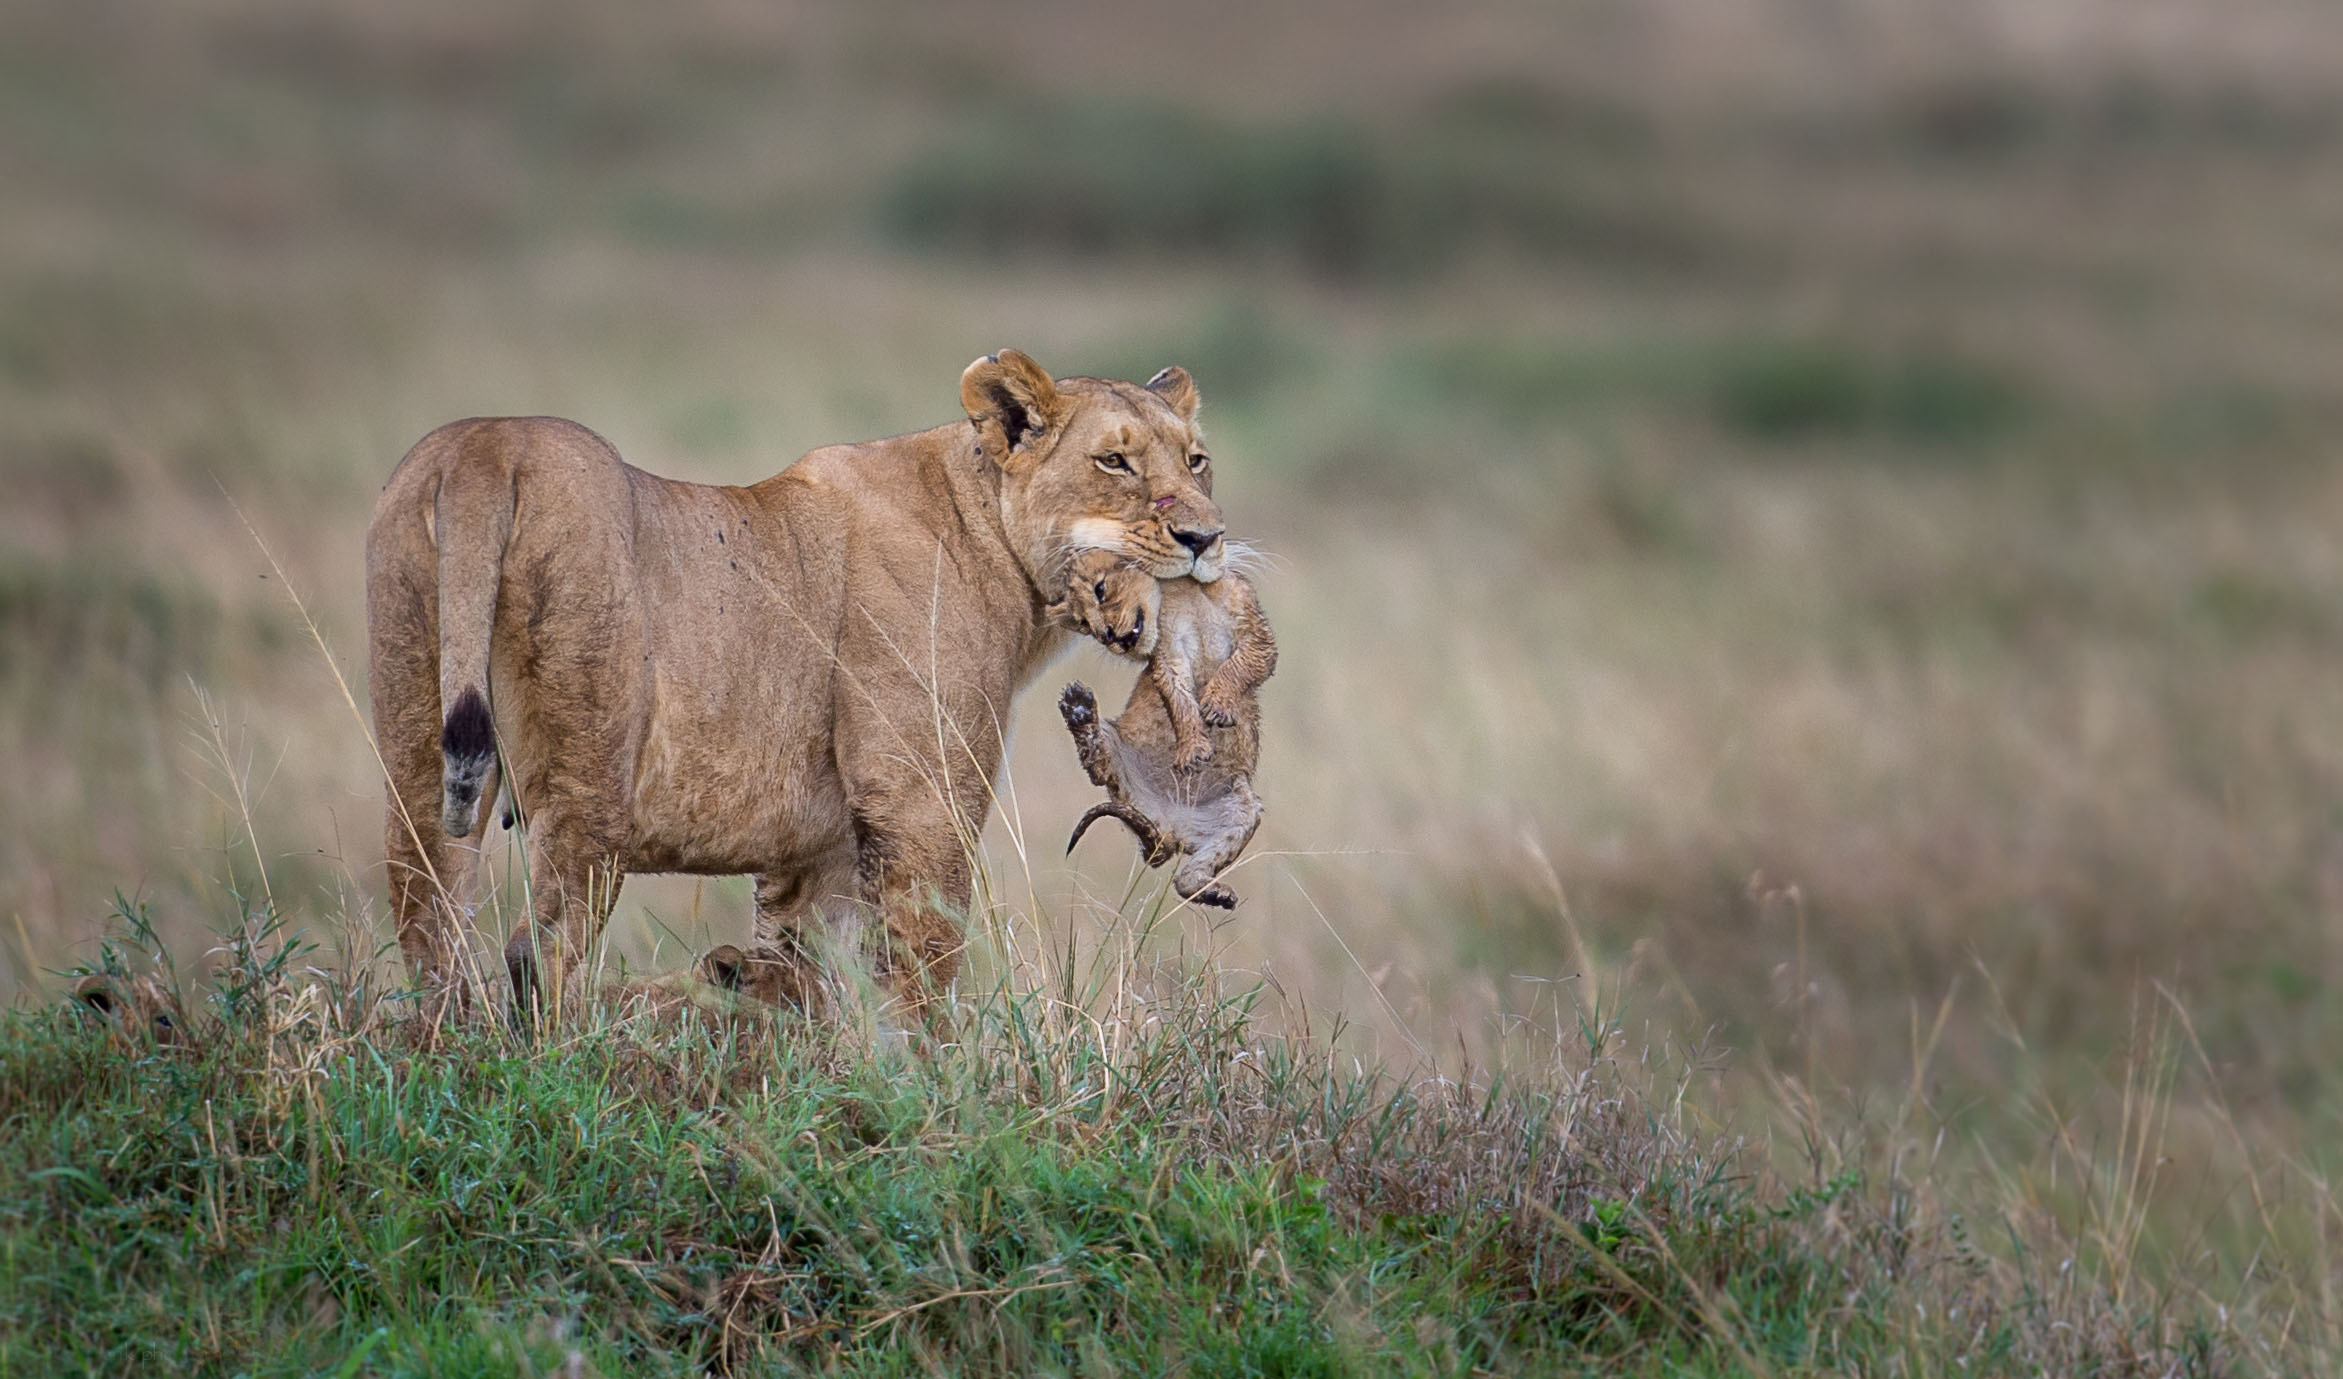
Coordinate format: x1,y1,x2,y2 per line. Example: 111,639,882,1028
440,687,497,836
442,687,495,762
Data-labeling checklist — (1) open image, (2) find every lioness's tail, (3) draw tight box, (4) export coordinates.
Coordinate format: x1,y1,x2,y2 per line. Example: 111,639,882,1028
434,452,516,837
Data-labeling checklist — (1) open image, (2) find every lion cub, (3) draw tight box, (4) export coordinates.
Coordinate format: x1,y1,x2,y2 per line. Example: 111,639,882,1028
1052,548,1275,908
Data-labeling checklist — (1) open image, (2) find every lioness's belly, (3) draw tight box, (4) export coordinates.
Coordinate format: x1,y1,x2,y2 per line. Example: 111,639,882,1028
621,667,853,876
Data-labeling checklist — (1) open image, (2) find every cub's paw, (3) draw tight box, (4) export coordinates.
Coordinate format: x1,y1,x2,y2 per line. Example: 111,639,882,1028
1058,682,1099,731
1174,738,1215,773
1188,882,1239,909
1197,691,1241,727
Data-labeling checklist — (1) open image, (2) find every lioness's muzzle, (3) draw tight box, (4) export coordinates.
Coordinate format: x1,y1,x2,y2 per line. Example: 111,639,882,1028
1170,525,1222,557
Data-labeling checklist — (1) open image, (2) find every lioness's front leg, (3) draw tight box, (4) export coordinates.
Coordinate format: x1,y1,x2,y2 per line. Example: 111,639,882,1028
850,802,972,1025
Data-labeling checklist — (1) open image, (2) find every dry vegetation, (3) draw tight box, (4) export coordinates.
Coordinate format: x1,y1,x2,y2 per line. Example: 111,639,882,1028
4,0,2342,1369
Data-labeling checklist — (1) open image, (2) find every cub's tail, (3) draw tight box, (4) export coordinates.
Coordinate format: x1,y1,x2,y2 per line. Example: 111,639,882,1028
1067,801,1173,867
434,453,516,837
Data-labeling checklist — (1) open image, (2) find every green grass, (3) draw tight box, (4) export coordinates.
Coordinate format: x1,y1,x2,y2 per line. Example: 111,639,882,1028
0,902,2215,1377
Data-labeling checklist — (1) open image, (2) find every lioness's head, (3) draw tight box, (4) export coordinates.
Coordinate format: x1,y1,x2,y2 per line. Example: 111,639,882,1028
961,350,1226,588
1049,549,1161,658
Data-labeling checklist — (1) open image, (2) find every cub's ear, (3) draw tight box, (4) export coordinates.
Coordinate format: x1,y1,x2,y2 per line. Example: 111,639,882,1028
1144,366,1199,421
961,349,1065,466
72,974,119,1019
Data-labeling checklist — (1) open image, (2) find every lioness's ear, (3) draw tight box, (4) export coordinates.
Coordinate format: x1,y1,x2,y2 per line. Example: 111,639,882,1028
961,349,1064,465
1145,366,1199,421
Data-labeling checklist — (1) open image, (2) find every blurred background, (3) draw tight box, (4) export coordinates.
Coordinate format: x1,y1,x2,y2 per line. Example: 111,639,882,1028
5,0,2341,1281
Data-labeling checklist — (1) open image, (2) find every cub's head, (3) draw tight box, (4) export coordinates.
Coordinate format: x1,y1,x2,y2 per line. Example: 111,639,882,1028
1049,549,1161,658
72,971,185,1048
961,350,1226,588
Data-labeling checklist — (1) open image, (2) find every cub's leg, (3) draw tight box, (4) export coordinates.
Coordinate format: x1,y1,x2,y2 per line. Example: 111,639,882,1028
1170,779,1264,910
1058,682,1125,791
1148,652,1214,772
1197,581,1277,728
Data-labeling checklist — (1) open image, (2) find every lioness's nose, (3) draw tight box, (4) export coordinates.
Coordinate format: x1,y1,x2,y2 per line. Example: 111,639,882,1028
1170,526,1223,556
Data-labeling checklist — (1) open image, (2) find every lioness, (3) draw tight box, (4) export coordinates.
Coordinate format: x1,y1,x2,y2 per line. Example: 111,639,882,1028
366,351,1226,1018
1055,549,1275,908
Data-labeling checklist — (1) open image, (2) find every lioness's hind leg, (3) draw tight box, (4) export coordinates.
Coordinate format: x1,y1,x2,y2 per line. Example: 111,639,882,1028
504,828,625,1023
370,568,478,1000
488,503,647,1022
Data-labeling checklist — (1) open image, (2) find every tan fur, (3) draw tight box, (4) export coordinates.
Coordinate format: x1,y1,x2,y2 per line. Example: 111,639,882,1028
1057,551,1276,908
366,351,1226,1019
567,969,777,1028
72,972,186,1048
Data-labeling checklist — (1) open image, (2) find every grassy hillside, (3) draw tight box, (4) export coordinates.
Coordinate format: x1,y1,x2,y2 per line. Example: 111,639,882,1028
2,898,2204,1376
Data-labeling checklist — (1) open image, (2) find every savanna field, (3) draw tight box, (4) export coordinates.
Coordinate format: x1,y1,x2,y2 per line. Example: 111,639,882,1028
5,1,2343,1372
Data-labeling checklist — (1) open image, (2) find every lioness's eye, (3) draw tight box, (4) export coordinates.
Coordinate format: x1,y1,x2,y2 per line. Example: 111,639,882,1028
1188,453,1209,472
1094,452,1131,475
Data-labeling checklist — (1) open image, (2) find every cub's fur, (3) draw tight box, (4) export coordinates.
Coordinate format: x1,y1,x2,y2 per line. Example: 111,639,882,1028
367,352,1228,1018
72,972,186,1049
1055,549,1276,908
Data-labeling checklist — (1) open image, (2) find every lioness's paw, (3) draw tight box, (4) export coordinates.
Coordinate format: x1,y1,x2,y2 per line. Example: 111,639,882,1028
1189,882,1239,909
